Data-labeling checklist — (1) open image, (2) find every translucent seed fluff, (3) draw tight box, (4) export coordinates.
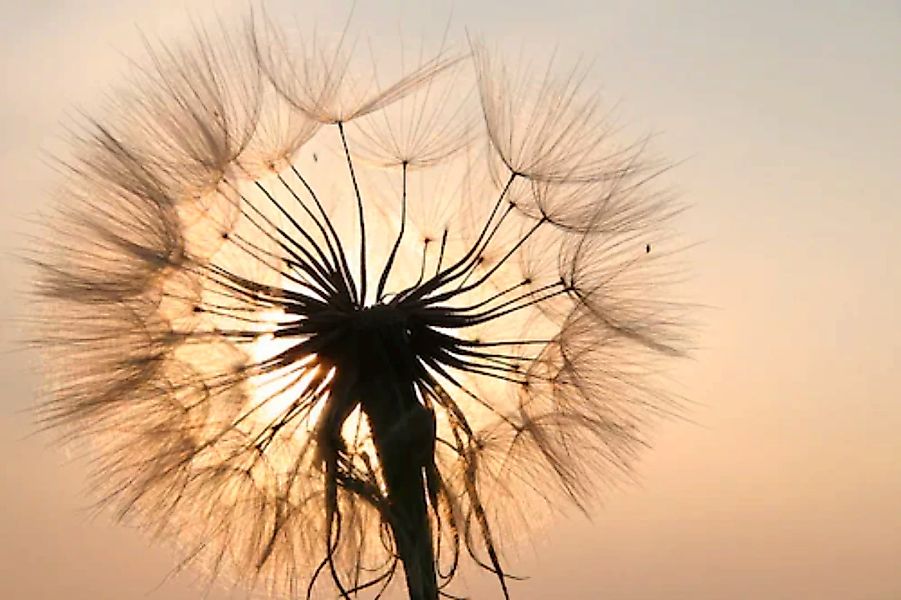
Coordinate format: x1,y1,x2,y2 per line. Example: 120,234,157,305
29,14,689,600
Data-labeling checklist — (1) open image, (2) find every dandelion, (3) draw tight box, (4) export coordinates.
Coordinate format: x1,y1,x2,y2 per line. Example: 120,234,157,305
29,12,687,600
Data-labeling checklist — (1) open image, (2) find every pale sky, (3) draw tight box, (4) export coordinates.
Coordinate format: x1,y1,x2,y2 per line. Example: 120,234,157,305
1,1,899,599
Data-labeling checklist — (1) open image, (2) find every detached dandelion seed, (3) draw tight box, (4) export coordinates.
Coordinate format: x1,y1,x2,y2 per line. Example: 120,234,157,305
29,12,689,600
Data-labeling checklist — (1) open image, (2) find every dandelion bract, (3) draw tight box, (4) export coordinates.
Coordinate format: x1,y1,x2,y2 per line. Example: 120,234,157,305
30,12,688,600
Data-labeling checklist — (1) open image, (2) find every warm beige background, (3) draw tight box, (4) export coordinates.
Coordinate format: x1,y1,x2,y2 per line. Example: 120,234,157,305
2,1,899,598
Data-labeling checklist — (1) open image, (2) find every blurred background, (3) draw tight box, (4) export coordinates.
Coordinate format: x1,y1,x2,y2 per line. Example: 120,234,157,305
1,1,898,598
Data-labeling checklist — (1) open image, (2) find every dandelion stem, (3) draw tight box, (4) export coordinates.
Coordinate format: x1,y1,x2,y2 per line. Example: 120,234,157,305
434,229,448,275
397,173,517,304
289,164,360,305
376,161,408,301
223,179,340,294
275,173,356,299
249,181,340,289
337,121,368,305
432,217,550,303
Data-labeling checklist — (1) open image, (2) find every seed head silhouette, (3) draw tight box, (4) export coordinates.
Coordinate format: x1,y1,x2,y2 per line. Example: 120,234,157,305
29,13,687,600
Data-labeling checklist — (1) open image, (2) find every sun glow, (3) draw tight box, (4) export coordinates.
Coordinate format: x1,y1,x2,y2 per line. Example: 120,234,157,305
244,310,373,456
248,328,319,424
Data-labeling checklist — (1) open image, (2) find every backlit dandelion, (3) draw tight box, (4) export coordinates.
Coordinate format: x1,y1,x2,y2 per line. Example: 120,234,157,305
29,13,688,600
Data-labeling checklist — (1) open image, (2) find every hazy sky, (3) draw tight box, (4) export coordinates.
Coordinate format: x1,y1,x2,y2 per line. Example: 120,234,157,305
1,1,899,599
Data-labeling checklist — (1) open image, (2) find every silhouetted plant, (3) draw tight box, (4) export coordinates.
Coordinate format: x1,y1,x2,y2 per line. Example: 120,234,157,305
29,12,687,600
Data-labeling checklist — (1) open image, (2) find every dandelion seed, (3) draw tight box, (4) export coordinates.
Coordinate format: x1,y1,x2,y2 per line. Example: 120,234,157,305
28,13,688,600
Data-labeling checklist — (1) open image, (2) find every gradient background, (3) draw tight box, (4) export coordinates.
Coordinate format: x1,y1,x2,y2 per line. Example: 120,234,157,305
1,1,899,598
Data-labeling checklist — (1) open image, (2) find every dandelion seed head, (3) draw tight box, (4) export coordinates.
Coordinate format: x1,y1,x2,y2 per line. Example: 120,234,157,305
29,11,689,600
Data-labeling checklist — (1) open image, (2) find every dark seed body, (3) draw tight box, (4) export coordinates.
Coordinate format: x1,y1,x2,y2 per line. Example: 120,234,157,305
320,305,439,599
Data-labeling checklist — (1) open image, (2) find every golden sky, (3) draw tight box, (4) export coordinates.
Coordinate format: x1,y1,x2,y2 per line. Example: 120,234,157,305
1,1,899,598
